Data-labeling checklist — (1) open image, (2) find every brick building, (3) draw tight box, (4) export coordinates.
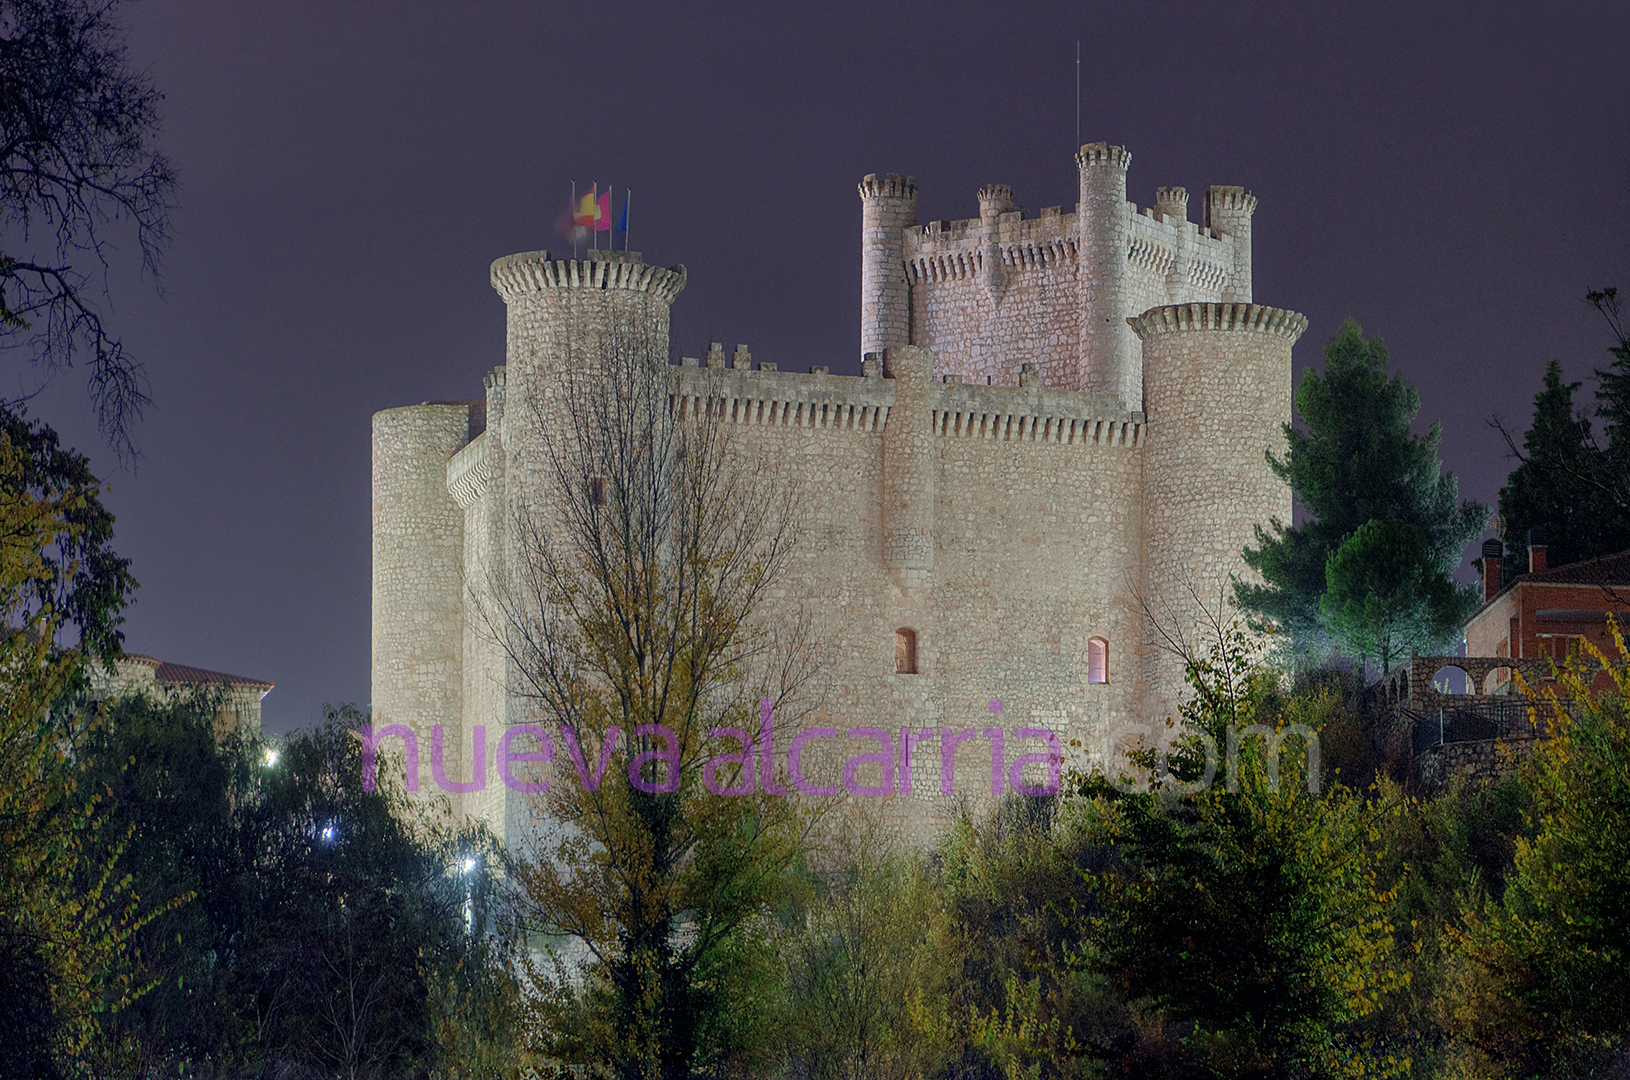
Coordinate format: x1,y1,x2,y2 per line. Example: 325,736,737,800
1467,538,1630,694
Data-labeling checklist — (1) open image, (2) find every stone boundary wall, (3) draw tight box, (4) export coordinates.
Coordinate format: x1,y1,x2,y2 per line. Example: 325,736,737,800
1417,736,1539,791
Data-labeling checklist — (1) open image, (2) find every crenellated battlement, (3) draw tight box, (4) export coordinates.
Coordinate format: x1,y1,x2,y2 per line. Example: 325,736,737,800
1075,141,1132,169
859,173,918,200
1203,185,1258,222
1127,302,1307,342
489,249,688,305
661,354,1142,450
929,376,1142,446
1154,186,1189,222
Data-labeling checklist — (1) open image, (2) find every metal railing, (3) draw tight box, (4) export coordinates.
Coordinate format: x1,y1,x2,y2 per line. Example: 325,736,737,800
1412,698,1546,755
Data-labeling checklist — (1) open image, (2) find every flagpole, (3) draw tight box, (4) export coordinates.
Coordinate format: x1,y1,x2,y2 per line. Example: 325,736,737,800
571,180,577,260
625,188,631,252
1075,41,1080,150
592,181,598,252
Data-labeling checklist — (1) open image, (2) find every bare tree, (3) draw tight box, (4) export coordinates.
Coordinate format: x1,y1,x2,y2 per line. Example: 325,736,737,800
489,322,823,1080
1,0,177,455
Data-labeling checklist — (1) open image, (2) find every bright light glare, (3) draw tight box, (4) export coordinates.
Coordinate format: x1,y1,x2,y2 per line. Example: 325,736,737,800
263,748,278,767
462,857,477,873
322,825,336,842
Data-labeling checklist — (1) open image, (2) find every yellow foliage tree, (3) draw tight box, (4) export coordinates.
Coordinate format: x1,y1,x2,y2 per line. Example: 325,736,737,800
1443,617,1630,1076
0,427,166,1071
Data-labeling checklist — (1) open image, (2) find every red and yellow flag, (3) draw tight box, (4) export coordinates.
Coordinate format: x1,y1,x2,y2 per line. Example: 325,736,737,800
574,190,597,229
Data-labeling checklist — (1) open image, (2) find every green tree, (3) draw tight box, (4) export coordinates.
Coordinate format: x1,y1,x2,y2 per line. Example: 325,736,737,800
1320,519,1475,673
1588,287,1630,476
1238,320,1486,661
73,696,526,1077
1495,360,1628,578
1,0,177,454
777,830,958,1080
1080,620,1407,1079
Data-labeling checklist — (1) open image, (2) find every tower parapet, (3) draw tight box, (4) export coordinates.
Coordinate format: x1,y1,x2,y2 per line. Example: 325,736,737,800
1203,186,1257,303
1154,186,1189,224
1076,143,1138,406
858,174,918,361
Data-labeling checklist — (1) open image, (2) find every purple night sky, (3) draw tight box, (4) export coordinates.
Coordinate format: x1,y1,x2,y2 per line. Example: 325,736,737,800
20,0,1629,733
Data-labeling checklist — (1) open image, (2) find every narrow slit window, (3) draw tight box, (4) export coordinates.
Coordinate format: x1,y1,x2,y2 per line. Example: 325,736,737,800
1087,637,1108,684
895,629,918,674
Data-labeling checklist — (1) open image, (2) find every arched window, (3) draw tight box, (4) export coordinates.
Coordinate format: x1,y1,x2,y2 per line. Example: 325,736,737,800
894,629,918,674
1087,637,1108,684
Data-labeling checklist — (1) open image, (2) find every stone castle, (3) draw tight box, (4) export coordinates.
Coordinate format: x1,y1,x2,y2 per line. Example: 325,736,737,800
372,143,1306,847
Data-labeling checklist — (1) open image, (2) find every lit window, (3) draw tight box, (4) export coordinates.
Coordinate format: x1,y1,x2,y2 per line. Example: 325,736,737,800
895,629,918,674
1087,637,1108,684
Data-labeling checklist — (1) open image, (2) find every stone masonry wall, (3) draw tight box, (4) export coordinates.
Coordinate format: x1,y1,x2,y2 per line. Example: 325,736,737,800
659,355,1146,848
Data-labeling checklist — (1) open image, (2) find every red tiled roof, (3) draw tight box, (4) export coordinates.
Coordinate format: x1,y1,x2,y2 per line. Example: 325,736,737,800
1516,548,1630,589
123,654,274,691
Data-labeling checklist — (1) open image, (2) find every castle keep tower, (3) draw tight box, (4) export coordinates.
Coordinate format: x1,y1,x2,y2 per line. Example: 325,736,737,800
372,143,1300,848
896,143,1257,408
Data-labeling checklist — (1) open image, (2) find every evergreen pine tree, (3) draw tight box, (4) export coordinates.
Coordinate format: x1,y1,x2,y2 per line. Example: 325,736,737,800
1496,360,1628,580
1237,320,1486,662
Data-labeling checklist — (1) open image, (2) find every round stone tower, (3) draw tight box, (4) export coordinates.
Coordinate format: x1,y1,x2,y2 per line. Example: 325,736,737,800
489,248,687,493
1076,143,1138,406
1131,302,1305,722
1203,186,1257,304
490,248,688,400
858,173,918,361
371,399,479,799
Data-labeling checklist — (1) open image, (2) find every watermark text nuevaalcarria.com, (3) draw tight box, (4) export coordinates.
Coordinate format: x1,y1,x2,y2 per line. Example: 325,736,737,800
360,700,1063,798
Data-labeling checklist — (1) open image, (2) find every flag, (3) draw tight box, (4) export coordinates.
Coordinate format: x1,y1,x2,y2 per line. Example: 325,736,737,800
596,190,611,232
574,191,596,229
617,194,628,233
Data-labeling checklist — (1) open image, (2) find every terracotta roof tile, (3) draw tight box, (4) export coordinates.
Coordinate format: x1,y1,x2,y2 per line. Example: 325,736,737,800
1517,548,1630,588
123,653,274,691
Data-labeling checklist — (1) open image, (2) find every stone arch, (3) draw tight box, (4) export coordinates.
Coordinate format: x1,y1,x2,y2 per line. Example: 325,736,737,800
1430,664,1470,695
1482,666,1513,695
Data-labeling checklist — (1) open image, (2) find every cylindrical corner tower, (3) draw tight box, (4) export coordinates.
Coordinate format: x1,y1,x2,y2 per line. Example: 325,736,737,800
490,249,687,401
1203,186,1257,304
488,245,688,533
371,400,479,803
1076,143,1138,405
858,173,918,361
1132,302,1304,721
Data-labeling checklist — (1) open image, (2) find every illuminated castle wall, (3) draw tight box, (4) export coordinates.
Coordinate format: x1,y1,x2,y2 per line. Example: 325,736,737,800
371,143,1304,847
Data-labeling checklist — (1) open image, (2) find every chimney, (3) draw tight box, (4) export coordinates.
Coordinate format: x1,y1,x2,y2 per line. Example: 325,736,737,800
1527,528,1547,574
1482,539,1504,603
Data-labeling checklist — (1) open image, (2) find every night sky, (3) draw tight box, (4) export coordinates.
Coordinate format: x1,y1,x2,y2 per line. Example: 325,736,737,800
22,0,1630,733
